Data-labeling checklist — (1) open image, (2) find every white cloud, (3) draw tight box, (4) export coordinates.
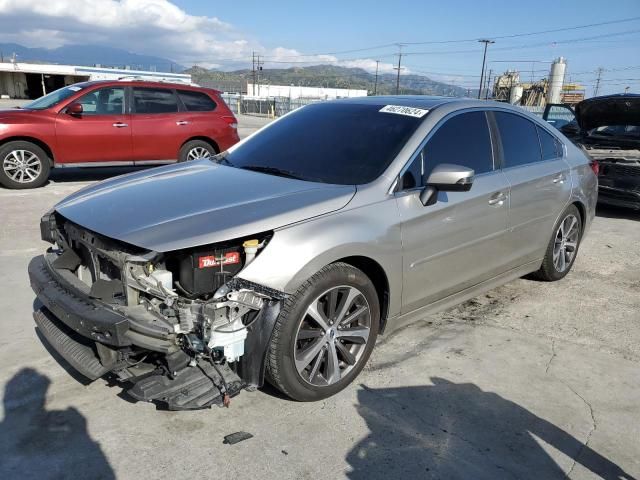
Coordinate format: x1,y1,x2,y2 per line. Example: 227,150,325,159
0,0,395,74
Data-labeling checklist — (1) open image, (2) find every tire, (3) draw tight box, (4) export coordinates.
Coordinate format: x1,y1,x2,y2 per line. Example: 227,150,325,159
267,262,380,401
178,140,217,162
532,204,582,281
0,141,51,189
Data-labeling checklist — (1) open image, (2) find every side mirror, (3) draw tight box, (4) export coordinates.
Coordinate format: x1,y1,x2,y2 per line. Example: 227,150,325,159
419,163,475,206
66,103,83,116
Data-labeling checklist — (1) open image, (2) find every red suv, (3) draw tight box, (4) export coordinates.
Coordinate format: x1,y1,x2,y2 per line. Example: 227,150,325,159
0,80,240,189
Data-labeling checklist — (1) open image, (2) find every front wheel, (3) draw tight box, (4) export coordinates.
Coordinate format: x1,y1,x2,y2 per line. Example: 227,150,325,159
0,141,51,189
533,204,582,281
267,263,380,401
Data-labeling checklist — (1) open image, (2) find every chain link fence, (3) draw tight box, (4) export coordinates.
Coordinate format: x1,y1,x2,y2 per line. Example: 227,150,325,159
219,94,325,118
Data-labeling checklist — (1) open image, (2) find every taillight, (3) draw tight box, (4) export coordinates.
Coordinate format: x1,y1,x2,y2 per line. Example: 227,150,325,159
221,115,237,129
590,160,600,176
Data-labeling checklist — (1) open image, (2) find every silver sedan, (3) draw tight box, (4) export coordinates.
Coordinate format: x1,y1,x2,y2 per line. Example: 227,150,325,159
30,96,597,407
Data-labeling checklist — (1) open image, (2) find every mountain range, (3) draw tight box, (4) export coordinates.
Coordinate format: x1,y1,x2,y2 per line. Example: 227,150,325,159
0,43,472,97
0,43,183,72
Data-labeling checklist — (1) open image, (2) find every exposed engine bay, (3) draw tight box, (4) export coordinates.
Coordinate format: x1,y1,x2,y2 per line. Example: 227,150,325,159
31,211,284,410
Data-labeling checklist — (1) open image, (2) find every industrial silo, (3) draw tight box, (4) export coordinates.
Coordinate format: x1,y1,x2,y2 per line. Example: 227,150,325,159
546,57,566,104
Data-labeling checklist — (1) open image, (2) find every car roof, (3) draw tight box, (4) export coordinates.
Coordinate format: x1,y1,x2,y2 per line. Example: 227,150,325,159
333,95,462,109
73,79,218,93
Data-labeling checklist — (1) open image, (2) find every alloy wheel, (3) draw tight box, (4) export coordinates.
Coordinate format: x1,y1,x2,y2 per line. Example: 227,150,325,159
3,149,42,183
186,146,212,161
294,285,372,387
553,214,579,273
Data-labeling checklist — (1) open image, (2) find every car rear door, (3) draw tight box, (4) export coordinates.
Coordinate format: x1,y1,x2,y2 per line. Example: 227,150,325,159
491,111,572,268
397,110,511,314
130,86,193,163
55,86,132,164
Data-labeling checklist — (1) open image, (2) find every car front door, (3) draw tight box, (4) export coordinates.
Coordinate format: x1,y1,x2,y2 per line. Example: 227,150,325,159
397,110,511,314
55,86,132,164
491,111,572,268
130,87,193,163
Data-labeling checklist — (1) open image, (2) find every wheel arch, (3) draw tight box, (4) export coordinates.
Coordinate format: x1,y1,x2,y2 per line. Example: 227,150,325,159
333,256,391,334
571,200,587,232
0,136,55,165
180,136,220,154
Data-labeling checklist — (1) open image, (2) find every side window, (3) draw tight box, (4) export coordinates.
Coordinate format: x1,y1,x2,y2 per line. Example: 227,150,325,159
133,88,179,114
401,112,493,190
76,87,124,115
494,112,542,168
537,126,559,161
401,150,424,190
177,90,216,111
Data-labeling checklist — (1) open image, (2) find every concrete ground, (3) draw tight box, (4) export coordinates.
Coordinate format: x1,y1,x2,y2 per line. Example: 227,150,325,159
0,114,639,479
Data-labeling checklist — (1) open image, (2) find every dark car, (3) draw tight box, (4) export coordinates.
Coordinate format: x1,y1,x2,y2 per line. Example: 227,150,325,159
544,94,640,210
0,80,240,189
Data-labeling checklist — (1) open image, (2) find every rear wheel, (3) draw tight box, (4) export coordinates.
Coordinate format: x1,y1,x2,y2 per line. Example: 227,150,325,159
533,204,582,281
178,140,217,162
267,263,379,401
0,141,51,189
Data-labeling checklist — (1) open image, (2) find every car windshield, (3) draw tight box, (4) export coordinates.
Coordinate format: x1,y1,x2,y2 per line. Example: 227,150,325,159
221,102,425,185
23,85,86,110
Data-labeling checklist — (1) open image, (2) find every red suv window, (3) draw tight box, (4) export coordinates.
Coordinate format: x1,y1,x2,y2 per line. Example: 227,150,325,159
177,90,217,112
133,88,179,114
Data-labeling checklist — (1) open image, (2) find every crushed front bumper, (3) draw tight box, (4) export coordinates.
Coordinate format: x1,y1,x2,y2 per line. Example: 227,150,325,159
29,254,174,351
28,253,282,408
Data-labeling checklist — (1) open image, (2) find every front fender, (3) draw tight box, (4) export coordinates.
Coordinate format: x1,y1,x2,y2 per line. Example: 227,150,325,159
237,199,403,318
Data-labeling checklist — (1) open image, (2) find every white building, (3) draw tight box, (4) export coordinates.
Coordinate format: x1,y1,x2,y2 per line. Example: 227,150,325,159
246,83,368,99
0,62,191,99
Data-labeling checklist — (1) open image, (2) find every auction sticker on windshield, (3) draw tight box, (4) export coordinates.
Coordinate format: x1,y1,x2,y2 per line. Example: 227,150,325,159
379,105,429,118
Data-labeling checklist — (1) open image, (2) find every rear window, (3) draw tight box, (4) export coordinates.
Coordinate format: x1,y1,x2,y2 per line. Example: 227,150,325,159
537,126,559,161
177,90,216,111
494,112,542,168
223,103,424,185
133,88,179,114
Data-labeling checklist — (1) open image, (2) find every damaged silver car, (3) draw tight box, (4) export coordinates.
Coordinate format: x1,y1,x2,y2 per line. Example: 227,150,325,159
29,97,597,409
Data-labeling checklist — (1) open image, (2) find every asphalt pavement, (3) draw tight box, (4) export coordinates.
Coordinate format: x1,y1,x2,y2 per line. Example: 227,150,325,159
0,113,638,479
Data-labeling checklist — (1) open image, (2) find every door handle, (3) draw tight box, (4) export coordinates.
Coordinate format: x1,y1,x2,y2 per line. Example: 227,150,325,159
176,120,190,126
552,173,566,184
488,192,507,206
112,122,128,128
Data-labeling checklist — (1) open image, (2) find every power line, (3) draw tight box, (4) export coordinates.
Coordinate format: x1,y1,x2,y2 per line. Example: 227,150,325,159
263,15,640,59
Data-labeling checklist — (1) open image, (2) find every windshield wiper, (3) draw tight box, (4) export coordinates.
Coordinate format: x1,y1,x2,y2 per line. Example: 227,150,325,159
214,152,234,166
239,165,306,180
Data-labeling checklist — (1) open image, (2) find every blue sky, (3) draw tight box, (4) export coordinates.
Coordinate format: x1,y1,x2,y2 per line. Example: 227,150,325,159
0,0,638,95
174,0,640,95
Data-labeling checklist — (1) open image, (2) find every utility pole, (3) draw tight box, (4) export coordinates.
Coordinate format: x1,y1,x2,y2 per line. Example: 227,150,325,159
394,45,405,95
251,51,256,96
477,39,495,99
485,69,493,100
255,55,263,96
374,60,379,95
593,67,604,97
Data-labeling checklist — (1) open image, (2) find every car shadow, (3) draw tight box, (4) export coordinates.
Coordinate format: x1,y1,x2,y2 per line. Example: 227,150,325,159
596,204,640,221
0,368,115,480
346,378,636,480
48,166,154,184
